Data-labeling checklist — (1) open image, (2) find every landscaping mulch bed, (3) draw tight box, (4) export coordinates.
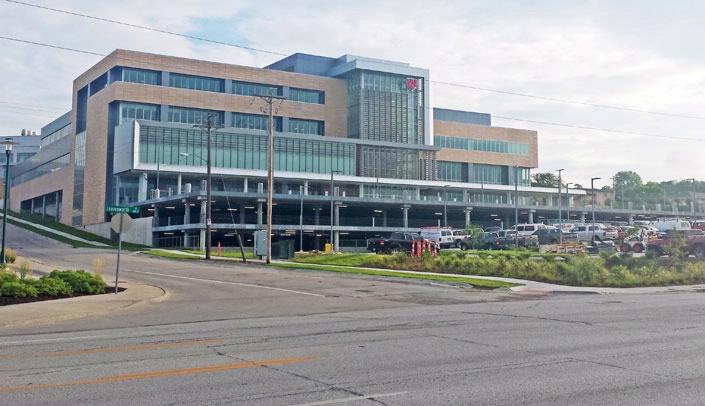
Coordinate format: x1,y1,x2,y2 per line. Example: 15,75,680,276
0,287,125,307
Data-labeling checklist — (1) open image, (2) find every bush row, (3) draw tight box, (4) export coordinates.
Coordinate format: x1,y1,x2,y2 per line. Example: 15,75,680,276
0,269,106,298
296,251,705,288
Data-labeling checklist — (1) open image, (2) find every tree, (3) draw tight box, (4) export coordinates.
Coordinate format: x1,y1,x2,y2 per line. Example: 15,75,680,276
613,171,643,204
531,172,560,188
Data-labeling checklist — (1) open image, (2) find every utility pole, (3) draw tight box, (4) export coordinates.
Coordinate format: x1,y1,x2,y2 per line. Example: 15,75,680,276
193,113,223,260
256,92,286,264
557,169,564,243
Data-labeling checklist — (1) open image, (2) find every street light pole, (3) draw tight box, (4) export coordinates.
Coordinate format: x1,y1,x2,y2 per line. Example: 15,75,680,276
689,178,696,214
1,138,17,265
556,169,564,243
591,177,601,244
514,165,519,254
330,170,341,253
443,185,450,227
565,183,573,224
299,184,304,252
193,113,223,260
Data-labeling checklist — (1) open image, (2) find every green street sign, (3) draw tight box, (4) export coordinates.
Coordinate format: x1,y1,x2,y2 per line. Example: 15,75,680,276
106,205,140,214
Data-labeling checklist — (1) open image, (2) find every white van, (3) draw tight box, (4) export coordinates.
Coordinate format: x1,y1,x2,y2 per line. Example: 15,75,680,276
419,227,455,249
509,223,547,236
650,220,691,232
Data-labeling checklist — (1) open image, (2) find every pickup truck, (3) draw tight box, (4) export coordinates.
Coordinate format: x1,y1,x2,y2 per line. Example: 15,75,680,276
572,224,619,242
647,232,705,258
497,230,539,249
366,232,423,254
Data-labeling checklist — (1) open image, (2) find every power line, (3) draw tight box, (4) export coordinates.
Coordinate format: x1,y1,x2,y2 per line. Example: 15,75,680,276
2,33,698,143
493,115,705,142
5,0,288,57
434,80,705,121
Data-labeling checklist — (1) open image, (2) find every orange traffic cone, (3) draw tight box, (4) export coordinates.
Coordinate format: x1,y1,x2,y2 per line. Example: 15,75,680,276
217,241,221,256
433,242,438,258
411,240,416,257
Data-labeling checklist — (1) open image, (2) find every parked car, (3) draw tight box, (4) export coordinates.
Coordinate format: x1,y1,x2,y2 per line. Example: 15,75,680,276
452,229,472,249
572,224,619,242
367,232,423,254
419,227,455,249
508,223,548,236
532,227,578,245
497,230,539,249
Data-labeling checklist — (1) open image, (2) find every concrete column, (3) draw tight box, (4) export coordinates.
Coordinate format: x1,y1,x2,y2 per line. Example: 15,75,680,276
304,180,309,195
55,191,60,221
383,210,388,227
464,207,473,227
581,212,587,224
177,173,182,195
257,202,263,225
152,205,160,228
314,206,321,225
183,202,191,225
243,177,248,193
402,205,410,228
139,173,148,201
334,203,340,252
41,195,46,219
529,209,535,224
628,213,634,225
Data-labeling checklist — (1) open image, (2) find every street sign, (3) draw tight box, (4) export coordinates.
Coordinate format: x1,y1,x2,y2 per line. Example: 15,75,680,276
110,213,133,234
106,205,140,214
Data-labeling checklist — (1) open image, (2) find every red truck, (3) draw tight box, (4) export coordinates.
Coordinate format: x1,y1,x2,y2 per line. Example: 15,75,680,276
646,231,705,258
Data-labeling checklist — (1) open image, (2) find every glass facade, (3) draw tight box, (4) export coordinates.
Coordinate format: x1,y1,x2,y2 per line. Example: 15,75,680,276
40,123,72,148
357,145,420,180
437,161,466,182
473,164,504,185
289,118,323,135
169,73,224,93
232,113,282,132
12,154,70,185
119,102,160,124
289,88,324,104
232,81,282,97
122,67,161,85
435,135,530,155
346,71,424,145
168,107,223,126
72,131,86,226
138,124,355,175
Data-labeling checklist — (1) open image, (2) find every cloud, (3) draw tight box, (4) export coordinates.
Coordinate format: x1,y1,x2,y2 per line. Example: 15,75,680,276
0,0,703,185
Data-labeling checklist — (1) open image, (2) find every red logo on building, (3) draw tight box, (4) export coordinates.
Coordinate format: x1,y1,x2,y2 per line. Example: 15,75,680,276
407,78,418,91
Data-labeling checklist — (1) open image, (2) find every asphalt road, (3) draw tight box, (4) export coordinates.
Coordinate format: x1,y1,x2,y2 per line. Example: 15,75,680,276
1,223,704,405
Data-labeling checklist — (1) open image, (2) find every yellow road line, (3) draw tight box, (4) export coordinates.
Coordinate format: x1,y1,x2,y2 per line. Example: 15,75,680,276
0,339,224,359
0,356,322,392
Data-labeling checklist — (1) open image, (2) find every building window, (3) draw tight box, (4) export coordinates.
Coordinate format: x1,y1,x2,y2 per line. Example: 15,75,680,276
437,161,466,182
12,154,70,185
232,81,282,97
121,68,161,85
289,88,324,104
289,119,323,135
40,123,72,148
435,135,530,156
120,102,160,124
169,73,224,93
168,107,223,126
232,113,281,131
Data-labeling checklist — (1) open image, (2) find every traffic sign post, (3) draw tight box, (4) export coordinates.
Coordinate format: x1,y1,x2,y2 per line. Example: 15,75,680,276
110,213,133,294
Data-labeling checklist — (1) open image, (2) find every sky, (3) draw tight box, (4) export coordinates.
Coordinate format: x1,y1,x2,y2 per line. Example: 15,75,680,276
1,0,703,188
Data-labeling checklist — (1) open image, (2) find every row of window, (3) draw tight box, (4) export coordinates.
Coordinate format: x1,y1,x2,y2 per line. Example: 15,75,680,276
119,102,323,135
138,125,354,175
435,135,530,155
437,162,531,186
40,123,72,148
12,153,70,185
117,67,324,104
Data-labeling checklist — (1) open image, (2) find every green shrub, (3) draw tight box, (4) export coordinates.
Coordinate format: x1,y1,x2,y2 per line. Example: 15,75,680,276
0,281,38,298
48,270,106,295
0,269,19,285
33,277,74,296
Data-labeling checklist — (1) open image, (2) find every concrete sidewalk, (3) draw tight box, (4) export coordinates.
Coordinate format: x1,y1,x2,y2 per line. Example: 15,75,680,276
0,282,168,328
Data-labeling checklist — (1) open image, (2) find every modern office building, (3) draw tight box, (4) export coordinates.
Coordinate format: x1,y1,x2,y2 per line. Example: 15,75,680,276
10,49,560,250
0,131,40,198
